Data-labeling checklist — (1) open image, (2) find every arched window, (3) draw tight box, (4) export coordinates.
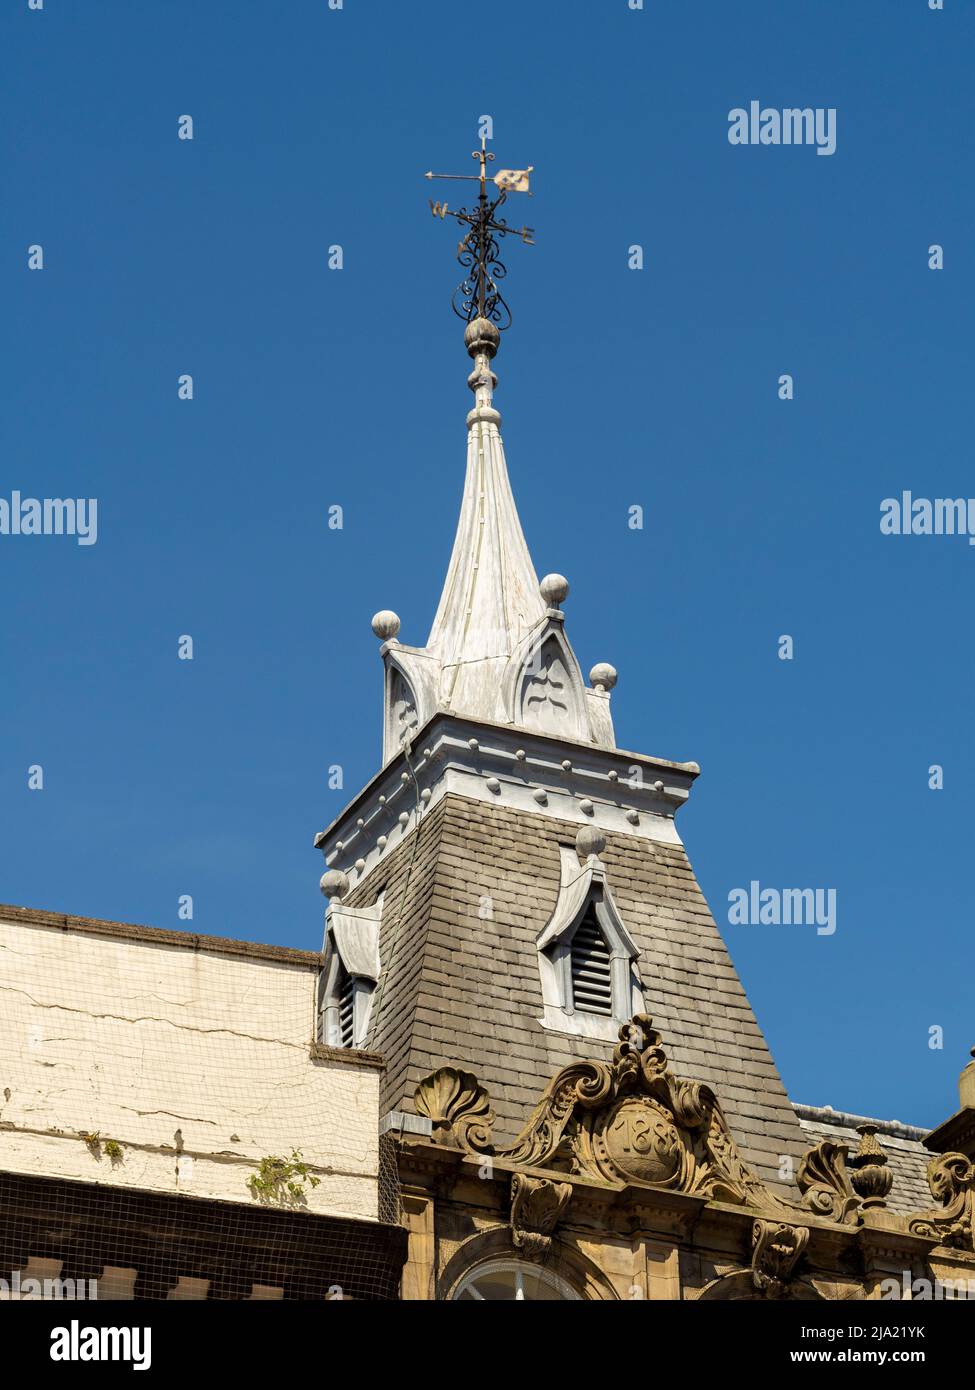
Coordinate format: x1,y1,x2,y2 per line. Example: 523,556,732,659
452,1260,581,1301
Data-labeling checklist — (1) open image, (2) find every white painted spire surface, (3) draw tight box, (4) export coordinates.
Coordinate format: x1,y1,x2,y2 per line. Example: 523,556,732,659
426,318,545,714
373,318,619,761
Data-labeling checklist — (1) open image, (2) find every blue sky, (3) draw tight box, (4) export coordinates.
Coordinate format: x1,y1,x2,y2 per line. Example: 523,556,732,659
2,0,972,1129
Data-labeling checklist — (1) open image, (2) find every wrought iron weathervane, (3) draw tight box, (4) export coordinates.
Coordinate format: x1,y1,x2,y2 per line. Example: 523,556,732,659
425,135,535,331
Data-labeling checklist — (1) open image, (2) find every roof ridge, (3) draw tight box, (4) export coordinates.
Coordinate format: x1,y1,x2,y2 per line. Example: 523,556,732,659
794,1101,928,1142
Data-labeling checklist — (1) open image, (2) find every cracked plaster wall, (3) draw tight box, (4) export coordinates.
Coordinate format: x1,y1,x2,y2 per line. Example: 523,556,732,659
0,915,380,1220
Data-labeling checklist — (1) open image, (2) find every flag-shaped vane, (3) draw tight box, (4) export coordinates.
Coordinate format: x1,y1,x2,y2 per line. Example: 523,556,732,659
494,167,533,194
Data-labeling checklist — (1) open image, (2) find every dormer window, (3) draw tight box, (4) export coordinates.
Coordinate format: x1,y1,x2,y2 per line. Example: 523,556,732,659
536,844,644,1042
318,893,383,1050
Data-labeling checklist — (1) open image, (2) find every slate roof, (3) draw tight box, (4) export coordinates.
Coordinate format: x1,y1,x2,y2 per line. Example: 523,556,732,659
354,790,811,1193
794,1105,933,1216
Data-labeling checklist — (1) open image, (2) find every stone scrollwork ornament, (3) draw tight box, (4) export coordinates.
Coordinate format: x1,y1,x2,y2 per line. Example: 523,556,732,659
796,1139,861,1224
414,1016,802,1216
907,1153,975,1251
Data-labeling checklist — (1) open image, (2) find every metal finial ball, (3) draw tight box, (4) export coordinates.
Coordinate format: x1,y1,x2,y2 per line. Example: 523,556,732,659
589,663,617,693
576,825,606,861
540,574,569,607
371,610,401,641
320,869,350,901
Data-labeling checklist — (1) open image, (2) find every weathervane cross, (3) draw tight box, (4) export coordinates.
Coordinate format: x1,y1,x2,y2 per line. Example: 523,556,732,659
425,134,535,330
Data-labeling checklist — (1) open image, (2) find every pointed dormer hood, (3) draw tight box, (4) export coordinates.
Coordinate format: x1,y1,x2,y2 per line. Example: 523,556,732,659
371,318,618,764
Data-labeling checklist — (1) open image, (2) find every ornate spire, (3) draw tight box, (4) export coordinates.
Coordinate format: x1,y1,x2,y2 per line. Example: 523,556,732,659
366,137,620,762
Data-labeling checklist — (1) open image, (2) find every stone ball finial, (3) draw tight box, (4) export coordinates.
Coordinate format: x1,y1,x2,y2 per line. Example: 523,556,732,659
371,610,400,641
540,573,569,608
320,869,350,901
464,316,501,360
589,662,618,693
576,825,606,862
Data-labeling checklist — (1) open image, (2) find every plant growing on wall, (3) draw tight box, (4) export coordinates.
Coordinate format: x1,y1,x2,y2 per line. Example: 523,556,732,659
78,1131,123,1163
247,1149,320,1206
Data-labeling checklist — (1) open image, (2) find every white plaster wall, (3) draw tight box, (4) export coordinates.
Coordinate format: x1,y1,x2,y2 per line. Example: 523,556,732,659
0,916,380,1220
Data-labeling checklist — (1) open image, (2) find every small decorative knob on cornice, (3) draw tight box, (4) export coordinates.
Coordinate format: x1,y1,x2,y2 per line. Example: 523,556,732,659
626,810,639,825
320,869,350,901
354,858,366,872
576,826,606,862
486,777,501,794
579,798,594,815
540,574,569,609
589,663,617,694
533,789,548,805
371,610,401,641
561,759,572,773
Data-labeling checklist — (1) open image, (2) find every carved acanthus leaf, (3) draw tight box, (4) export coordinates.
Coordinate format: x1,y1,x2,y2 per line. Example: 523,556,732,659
797,1139,861,1224
510,1174,572,1258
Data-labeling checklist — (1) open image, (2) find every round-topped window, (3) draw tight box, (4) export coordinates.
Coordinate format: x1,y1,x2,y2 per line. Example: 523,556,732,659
452,1260,581,1301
